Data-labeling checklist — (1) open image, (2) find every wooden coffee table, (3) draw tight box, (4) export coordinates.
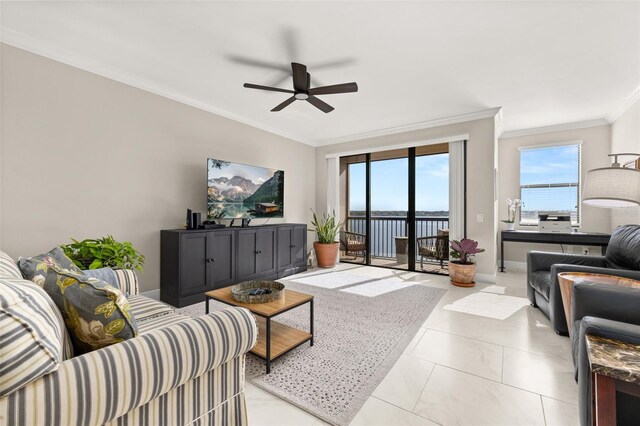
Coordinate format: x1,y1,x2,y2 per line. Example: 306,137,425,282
557,272,640,335
205,286,314,374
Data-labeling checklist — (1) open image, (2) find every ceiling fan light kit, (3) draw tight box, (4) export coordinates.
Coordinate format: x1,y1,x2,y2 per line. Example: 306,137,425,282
243,62,358,113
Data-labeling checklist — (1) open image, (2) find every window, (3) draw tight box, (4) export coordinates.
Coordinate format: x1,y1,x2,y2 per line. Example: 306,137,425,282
519,143,581,225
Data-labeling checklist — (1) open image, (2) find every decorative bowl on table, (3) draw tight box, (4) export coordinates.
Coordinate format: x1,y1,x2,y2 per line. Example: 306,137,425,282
231,280,285,304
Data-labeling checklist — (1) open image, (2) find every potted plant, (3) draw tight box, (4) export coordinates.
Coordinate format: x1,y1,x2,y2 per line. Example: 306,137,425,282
449,238,485,287
61,235,145,272
501,198,522,231
309,209,342,268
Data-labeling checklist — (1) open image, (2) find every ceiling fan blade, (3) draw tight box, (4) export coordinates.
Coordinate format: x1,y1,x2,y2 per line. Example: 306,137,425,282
227,54,289,72
268,74,292,88
271,96,296,112
291,62,308,92
309,82,358,95
243,83,295,94
311,57,356,70
307,96,334,113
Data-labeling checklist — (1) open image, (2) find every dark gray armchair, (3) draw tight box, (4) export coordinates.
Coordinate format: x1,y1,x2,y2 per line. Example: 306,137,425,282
527,224,640,335
572,282,640,425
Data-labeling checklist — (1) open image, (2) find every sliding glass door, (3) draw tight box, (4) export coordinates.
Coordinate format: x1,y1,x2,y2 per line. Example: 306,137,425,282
415,148,450,274
370,150,409,270
340,143,456,275
341,155,367,263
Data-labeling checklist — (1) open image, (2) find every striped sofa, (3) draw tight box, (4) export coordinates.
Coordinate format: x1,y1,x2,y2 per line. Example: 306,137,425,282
0,252,258,426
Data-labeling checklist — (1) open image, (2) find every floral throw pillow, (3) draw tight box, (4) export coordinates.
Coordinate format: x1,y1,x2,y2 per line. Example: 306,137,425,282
18,246,82,281
18,248,138,354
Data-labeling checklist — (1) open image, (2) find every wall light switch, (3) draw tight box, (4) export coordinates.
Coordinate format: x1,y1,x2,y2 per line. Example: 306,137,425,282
476,213,484,223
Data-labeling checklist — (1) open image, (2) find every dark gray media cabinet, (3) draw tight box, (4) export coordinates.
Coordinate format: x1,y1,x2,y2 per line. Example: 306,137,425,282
161,224,307,307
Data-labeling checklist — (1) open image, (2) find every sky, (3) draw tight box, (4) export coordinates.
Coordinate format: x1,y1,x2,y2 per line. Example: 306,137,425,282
519,145,579,214
348,153,450,212
347,145,580,216
207,158,277,185
520,145,579,185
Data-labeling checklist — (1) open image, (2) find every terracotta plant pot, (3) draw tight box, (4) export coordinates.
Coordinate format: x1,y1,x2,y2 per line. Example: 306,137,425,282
314,241,340,268
449,262,477,287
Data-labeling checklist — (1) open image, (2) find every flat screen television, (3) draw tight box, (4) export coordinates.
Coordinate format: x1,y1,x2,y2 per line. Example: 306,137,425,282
207,158,284,220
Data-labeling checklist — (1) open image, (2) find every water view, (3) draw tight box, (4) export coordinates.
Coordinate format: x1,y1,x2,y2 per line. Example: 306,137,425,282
345,152,450,260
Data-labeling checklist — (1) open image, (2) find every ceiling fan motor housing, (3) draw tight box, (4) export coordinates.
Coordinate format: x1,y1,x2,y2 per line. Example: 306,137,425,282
243,62,358,113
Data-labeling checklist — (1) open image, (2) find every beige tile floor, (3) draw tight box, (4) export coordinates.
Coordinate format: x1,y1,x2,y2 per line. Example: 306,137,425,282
245,264,578,426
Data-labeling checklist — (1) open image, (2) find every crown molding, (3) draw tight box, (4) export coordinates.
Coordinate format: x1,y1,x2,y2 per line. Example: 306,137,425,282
1,31,503,150
10,25,633,150
499,84,639,140
324,134,469,159
606,86,640,123
500,118,610,139
0,30,314,146
313,107,503,147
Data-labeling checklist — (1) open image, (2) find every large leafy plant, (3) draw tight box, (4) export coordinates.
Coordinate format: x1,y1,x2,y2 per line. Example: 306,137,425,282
450,239,485,265
61,236,145,272
309,209,343,244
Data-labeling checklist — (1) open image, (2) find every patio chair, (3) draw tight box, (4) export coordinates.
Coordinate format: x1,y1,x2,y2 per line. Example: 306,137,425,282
341,230,366,263
417,229,449,269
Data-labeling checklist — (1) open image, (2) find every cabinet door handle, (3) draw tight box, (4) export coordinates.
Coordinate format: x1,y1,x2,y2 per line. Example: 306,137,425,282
290,244,295,248
255,250,260,254
206,258,215,263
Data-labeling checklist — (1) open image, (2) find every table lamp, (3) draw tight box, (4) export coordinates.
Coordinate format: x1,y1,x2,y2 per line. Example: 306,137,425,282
582,153,640,208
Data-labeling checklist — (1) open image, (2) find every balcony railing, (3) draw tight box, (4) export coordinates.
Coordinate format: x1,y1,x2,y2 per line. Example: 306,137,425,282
345,216,449,259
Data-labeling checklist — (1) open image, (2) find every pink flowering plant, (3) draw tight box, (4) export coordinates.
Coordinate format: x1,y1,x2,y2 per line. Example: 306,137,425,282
450,239,485,265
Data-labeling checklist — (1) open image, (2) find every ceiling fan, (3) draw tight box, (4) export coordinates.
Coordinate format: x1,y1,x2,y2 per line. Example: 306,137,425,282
243,62,358,113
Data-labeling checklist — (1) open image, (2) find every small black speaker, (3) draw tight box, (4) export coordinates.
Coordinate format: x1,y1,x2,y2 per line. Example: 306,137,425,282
186,209,193,229
192,212,201,229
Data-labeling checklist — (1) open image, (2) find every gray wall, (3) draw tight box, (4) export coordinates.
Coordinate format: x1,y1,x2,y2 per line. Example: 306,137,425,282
0,44,316,292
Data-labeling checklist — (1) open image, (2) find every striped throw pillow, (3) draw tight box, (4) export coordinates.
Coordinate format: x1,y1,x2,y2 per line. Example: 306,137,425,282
0,251,22,280
0,279,65,397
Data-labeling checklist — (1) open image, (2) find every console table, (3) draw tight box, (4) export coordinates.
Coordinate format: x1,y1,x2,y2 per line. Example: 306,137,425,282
161,224,307,307
500,230,611,272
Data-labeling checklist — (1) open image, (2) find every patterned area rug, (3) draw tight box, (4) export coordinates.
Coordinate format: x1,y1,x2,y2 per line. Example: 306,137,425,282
179,272,446,426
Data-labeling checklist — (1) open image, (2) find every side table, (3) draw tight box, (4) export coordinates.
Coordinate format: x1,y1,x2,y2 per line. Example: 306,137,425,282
205,286,314,374
557,273,640,335
586,335,640,425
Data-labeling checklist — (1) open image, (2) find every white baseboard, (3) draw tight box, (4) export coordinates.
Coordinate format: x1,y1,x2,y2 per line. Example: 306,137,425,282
499,261,527,271
141,289,160,300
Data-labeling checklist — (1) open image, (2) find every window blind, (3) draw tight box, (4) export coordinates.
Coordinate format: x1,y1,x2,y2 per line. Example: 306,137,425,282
519,144,581,225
